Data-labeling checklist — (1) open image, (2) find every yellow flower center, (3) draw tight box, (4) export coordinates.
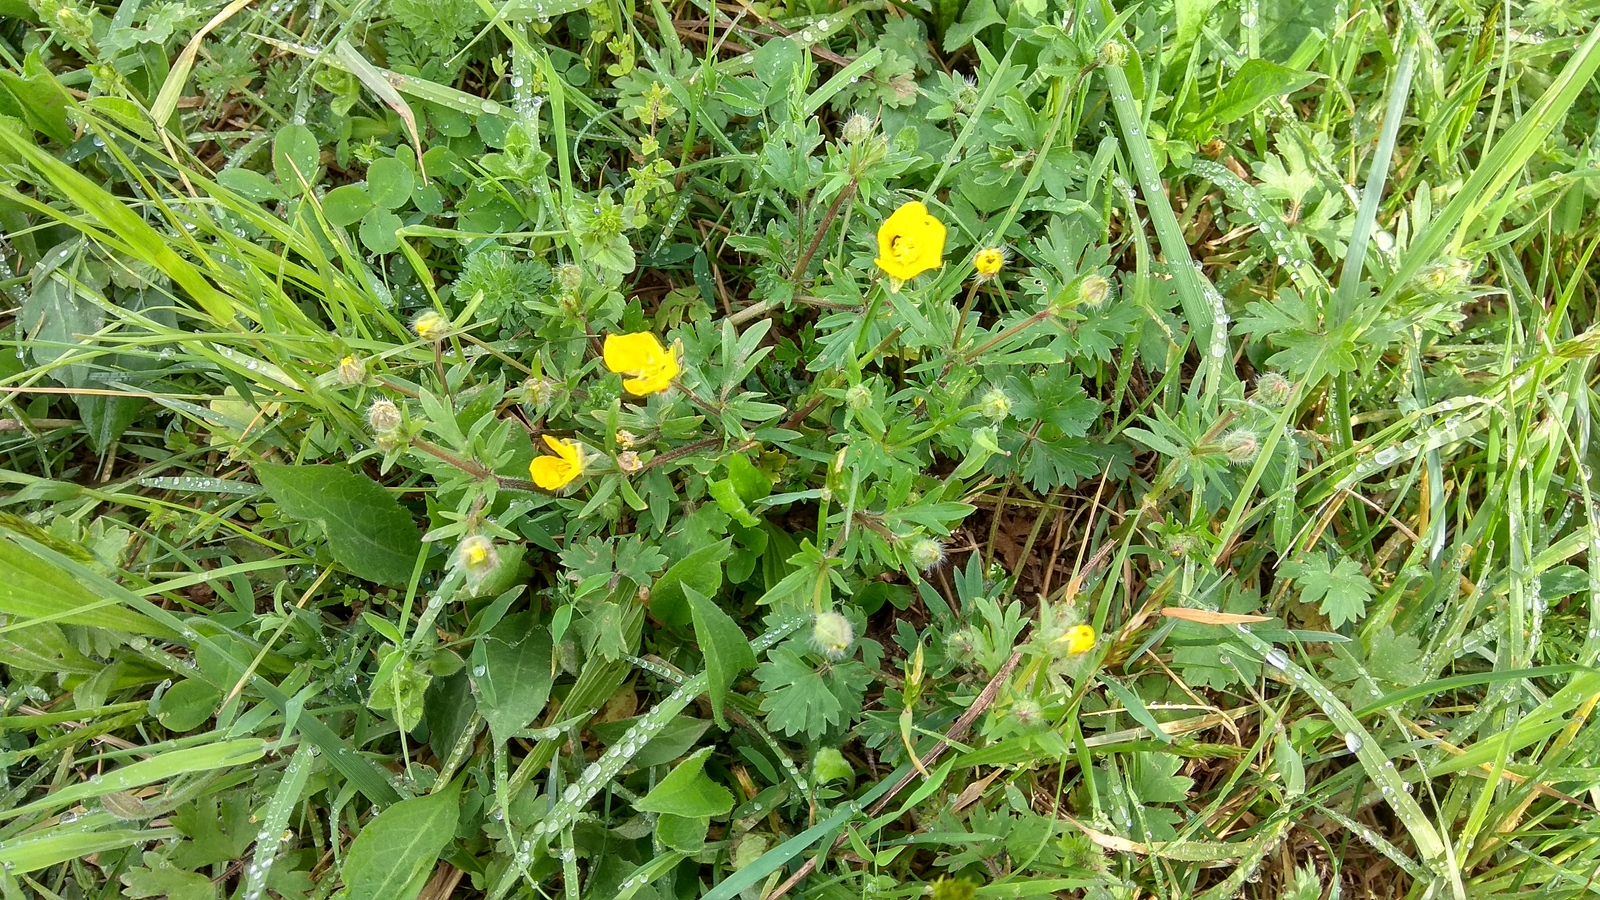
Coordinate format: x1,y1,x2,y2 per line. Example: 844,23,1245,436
889,234,922,268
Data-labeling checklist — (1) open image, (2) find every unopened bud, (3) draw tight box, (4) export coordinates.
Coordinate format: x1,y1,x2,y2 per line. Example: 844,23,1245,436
457,535,499,577
1220,429,1260,465
978,388,1011,421
909,538,946,571
411,310,450,342
948,627,980,667
1010,699,1044,727
841,113,874,144
1254,372,1293,408
1076,274,1112,308
557,263,584,292
845,383,871,411
337,355,366,386
366,399,402,435
1097,40,1129,68
811,611,855,660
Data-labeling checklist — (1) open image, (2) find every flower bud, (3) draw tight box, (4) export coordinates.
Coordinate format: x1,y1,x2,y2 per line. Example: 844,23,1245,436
841,113,874,144
1254,372,1293,408
947,627,980,667
909,538,946,571
978,387,1011,421
1010,698,1044,727
1220,429,1260,465
1076,274,1112,308
456,535,499,578
973,246,1005,281
337,355,366,386
811,611,855,660
617,450,642,472
845,383,871,411
1097,40,1129,68
366,399,402,435
411,310,451,342
557,263,584,293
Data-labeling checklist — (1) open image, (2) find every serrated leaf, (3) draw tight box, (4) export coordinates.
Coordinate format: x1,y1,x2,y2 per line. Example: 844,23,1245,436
634,747,734,817
253,464,422,587
650,538,731,626
1281,553,1373,628
469,612,553,744
683,584,755,727
340,779,461,900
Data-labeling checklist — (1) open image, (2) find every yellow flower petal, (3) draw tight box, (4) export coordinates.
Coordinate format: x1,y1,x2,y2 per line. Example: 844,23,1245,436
603,332,678,395
1063,624,1096,655
530,436,584,490
874,201,947,282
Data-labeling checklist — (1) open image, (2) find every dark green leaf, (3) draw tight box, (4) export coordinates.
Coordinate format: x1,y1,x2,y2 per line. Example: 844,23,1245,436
634,747,734,817
469,612,554,744
650,538,731,626
340,780,461,900
323,184,373,227
683,584,755,727
253,464,422,587
272,123,320,191
366,157,415,209
1207,59,1320,126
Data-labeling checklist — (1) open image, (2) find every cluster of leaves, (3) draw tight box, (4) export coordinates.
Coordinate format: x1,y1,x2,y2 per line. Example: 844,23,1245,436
3,0,1600,898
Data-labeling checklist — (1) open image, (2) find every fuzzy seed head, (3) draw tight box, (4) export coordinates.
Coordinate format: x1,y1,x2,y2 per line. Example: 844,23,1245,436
947,627,980,666
811,611,855,660
616,450,641,472
909,538,946,571
411,310,450,342
616,429,638,449
366,399,402,435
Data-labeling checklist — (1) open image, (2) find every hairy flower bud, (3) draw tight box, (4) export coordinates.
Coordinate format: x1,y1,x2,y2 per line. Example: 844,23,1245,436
1097,40,1129,68
979,387,1011,421
909,538,946,571
336,355,366,386
617,450,641,472
845,383,872,411
811,611,855,660
456,535,499,578
1010,698,1044,727
556,263,584,293
1254,372,1293,408
1220,429,1260,465
366,399,402,435
1076,274,1112,308
411,310,451,342
947,627,980,667
841,113,875,144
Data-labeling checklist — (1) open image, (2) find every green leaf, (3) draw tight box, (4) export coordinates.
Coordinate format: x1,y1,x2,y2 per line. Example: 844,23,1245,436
683,584,755,727
1205,59,1319,127
153,678,222,732
655,813,708,852
0,539,172,636
272,123,320,192
589,716,712,767
323,184,374,227
2,740,267,822
121,853,217,900
942,0,1003,52
469,612,553,744
650,538,731,626
340,780,461,900
215,167,282,203
359,207,404,254
253,463,422,587
1281,553,1373,629
366,156,415,208
755,648,872,739
634,747,734,817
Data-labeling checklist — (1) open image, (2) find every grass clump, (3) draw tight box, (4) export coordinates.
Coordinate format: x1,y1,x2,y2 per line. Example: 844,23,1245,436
2,0,1599,898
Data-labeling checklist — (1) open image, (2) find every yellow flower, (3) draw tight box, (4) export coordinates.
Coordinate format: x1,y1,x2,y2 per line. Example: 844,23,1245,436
529,435,584,490
1062,624,1096,655
973,246,1005,279
603,332,679,395
875,201,946,283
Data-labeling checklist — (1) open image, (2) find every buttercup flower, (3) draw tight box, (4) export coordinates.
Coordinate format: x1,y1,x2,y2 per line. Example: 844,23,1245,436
1062,624,1096,655
411,310,451,342
457,535,498,576
973,246,1006,280
529,435,584,490
603,332,679,395
875,201,947,284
